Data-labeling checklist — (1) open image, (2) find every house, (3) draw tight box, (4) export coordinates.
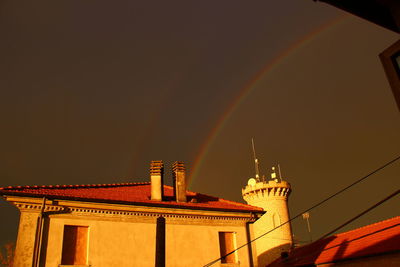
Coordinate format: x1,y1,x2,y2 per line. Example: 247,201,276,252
268,216,400,267
1,161,268,267
314,0,400,34
313,1,400,111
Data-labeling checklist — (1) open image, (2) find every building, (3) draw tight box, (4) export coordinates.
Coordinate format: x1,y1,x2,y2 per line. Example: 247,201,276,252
313,1,400,110
242,172,293,266
3,159,397,267
0,161,266,267
314,0,400,34
268,216,400,267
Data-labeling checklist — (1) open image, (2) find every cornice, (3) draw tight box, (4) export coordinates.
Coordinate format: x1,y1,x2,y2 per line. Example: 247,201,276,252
5,196,260,224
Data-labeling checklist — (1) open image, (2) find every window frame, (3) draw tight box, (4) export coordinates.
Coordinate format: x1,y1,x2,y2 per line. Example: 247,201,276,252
218,231,238,265
60,225,90,267
380,39,400,111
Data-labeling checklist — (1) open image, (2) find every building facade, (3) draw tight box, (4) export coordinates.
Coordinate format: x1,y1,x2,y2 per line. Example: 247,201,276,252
1,161,265,267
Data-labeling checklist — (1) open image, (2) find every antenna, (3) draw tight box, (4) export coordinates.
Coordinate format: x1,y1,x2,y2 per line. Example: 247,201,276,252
251,138,260,181
302,212,312,243
278,164,283,181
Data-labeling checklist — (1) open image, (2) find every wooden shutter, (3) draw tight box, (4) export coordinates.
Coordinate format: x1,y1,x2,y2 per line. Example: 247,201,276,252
61,225,88,265
219,232,236,263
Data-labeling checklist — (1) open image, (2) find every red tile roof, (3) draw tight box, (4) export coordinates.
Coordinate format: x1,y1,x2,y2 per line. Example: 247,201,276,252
0,182,263,213
269,216,400,266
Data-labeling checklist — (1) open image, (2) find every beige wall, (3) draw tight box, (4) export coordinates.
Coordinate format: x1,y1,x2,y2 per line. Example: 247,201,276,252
14,211,40,267
166,223,251,267
251,197,292,267
41,215,252,267
44,217,157,267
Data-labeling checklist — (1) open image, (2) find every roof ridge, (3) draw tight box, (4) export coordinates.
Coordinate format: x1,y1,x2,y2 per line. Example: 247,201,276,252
334,216,400,237
184,189,263,209
216,196,262,208
0,181,150,190
0,182,266,213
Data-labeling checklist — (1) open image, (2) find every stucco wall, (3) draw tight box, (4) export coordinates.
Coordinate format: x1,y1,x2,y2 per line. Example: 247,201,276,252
251,198,292,267
43,217,157,267
166,223,251,267
14,211,40,267
38,211,255,267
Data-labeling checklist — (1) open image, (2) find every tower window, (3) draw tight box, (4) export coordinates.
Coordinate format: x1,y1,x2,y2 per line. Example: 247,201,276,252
61,225,89,265
218,232,237,264
272,213,281,228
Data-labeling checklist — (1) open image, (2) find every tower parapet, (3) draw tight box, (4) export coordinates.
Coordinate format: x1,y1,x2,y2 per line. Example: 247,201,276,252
242,180,291,204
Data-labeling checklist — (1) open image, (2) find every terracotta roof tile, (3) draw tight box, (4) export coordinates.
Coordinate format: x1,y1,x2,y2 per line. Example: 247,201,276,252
269,216,400,266
0,182,263,213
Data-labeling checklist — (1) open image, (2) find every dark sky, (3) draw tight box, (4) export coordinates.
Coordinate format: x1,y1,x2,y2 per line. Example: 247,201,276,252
0,1,399,249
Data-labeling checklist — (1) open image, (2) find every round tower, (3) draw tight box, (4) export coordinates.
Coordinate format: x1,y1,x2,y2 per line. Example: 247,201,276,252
242,175,293,266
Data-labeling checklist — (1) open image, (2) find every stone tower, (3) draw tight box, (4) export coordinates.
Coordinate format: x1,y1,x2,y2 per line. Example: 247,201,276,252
242,170,293,266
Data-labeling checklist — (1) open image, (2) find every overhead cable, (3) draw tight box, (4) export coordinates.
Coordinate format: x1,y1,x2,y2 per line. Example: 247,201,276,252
203,154,400,267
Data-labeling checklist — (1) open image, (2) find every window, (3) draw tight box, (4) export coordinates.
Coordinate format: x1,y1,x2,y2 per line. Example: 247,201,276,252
272,213,281,228
61,225,88,265
218,232,237,264
380,39,400,110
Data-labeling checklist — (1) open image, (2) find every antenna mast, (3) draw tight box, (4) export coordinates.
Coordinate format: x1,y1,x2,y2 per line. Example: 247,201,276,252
251,138,261,181
278,164,283,181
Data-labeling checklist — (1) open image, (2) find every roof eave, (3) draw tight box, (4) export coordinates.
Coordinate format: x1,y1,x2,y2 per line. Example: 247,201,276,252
316,0,400,34
1,191,265,214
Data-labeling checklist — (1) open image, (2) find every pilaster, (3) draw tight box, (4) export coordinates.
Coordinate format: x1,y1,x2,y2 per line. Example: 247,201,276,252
14,210,40,267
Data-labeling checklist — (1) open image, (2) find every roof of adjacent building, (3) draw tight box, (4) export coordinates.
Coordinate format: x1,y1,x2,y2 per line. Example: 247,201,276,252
269,216,400,266
315,0,399,34
0,182,264,213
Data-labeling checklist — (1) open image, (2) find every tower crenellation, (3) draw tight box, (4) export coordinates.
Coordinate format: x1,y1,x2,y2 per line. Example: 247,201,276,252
242,180,291,203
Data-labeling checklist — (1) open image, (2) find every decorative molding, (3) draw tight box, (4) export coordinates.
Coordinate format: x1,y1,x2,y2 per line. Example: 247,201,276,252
11,200,258,225
242,180,291,203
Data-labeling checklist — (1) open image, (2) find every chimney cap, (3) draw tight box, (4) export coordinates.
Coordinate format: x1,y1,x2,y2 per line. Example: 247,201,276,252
172,161,185,172
172,161,187,203
150,160,164,175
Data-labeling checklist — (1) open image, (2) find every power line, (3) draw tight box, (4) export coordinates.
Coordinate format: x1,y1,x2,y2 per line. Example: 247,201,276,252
203,155,400,267
280,190,399,266
318,189,399,240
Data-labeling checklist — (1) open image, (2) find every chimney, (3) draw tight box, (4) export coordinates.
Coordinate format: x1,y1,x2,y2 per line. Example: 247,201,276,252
172,161,187,202
150,160,164,201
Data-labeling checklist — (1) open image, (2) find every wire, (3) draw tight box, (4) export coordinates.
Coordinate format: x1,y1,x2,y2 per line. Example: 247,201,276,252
281,190,399,266
202,155,400,267
318,189,399,240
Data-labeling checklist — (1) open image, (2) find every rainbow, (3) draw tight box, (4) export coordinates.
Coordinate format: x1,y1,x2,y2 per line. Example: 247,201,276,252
188,14,349,188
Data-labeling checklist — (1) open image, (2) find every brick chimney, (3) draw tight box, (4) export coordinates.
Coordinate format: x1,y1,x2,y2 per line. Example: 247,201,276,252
172,161,187,202
150,160,164,201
